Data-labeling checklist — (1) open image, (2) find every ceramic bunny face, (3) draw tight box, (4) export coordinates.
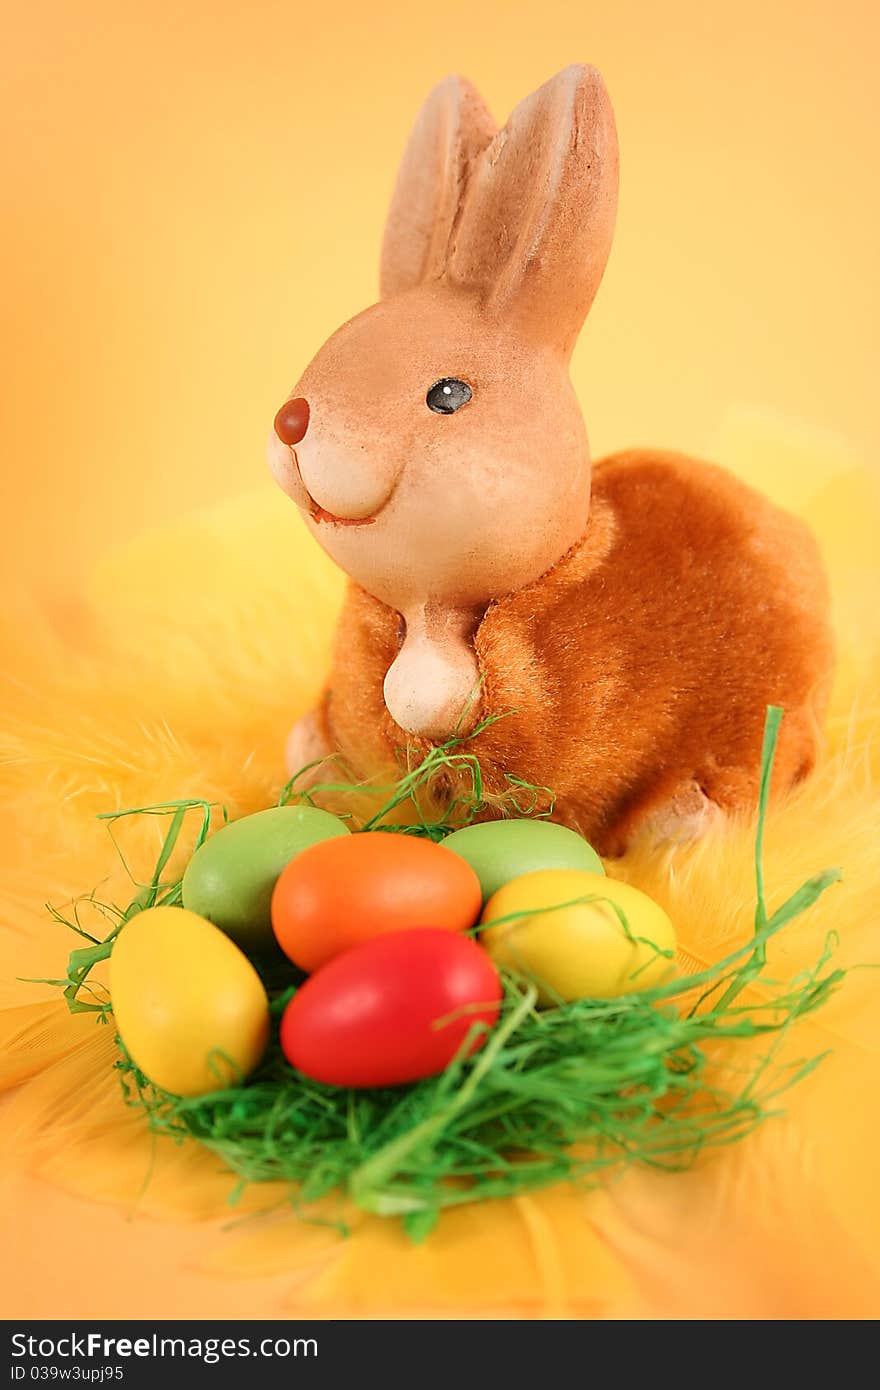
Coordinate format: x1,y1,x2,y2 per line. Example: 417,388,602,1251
269,66,618,739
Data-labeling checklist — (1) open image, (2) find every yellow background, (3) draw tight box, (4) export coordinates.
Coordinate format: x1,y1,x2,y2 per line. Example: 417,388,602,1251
2,0,877,597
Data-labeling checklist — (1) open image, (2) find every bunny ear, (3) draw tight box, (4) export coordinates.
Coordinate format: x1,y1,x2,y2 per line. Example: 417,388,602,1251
446,65,619,356
380,75,497,299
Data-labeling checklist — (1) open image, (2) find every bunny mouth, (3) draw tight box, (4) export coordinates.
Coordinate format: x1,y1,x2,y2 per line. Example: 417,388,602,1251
292,449,381,528
307,500,377,528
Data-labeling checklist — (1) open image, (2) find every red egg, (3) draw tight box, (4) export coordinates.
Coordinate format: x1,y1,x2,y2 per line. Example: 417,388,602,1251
279,928,503,1088
271,831,482,972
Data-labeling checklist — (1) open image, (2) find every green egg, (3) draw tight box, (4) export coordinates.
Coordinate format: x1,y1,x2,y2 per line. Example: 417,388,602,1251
442,819,604,903
182,805,349,953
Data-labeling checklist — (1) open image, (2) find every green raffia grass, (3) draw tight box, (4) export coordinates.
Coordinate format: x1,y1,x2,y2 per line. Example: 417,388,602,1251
46,707,845,1240
278,708,556,838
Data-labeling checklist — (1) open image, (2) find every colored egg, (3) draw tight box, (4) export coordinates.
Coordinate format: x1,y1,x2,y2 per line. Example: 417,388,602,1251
271,832,482,973
442,818,604,902
280,928,502,1087
109,905,270,1096
182,805,349,952
480,869,676,1004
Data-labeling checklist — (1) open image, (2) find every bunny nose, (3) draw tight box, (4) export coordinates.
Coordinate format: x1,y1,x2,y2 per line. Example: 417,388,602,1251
274,397,310,446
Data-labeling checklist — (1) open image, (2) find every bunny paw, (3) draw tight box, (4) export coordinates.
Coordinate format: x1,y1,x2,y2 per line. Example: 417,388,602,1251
632,781,723,848
284,708,334,783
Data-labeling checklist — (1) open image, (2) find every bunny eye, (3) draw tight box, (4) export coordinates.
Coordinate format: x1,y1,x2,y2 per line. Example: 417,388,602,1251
426,378,472,414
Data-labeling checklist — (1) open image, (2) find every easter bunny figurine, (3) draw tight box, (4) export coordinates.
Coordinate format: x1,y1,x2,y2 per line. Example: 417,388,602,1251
268,65,833,855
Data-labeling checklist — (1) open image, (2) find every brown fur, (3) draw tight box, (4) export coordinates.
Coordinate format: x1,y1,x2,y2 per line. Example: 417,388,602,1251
315,450,834,855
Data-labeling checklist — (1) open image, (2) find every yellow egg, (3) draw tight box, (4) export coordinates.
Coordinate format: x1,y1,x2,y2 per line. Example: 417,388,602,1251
109,905,270,1096
480,869,676,1004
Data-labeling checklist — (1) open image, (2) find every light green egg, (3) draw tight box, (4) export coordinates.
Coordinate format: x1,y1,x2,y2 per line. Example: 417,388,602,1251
182,805,349,953
442,819,604,903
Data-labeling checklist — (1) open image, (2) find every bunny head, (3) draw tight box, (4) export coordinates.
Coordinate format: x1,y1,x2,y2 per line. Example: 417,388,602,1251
269,65,618,739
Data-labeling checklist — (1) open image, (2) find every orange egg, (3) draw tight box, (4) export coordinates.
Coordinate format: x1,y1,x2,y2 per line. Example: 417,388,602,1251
270,832,482,972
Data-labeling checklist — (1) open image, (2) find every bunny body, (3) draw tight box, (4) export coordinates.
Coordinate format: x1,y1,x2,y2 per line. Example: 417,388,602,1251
269,66,834,852
296,448,832,855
